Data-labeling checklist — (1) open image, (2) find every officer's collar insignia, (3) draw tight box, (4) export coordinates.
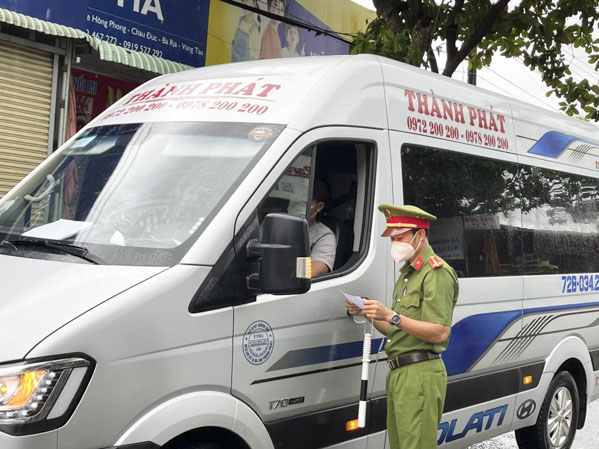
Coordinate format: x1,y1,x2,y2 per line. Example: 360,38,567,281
413,257,424,271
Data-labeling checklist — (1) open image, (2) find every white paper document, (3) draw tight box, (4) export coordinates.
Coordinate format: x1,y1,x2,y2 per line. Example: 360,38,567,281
22,219,94,240
341,290,364,309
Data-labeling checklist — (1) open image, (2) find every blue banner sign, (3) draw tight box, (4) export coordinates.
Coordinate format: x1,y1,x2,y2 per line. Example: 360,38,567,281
0,0,209,66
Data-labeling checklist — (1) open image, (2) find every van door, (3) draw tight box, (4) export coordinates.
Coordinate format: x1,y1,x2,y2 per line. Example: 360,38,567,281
231,127,393,449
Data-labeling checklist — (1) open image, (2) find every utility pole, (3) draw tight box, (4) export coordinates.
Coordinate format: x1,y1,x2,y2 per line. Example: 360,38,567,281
468,66,477,86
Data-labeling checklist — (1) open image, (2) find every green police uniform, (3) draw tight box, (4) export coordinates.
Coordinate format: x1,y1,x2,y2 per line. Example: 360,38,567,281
378,204,459,449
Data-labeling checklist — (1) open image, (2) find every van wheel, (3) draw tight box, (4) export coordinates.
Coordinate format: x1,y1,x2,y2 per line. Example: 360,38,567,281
163,428,246,449
515,371,579,449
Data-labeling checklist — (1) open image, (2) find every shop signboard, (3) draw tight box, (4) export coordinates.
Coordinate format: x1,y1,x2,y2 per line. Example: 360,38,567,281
0,0,209,66
0,0,374,67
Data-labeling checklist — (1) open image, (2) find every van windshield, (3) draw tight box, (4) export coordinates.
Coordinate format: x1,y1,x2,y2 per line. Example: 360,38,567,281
0,122,283,266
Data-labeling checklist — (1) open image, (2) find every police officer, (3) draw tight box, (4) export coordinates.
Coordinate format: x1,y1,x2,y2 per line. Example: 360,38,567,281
346,204,459,449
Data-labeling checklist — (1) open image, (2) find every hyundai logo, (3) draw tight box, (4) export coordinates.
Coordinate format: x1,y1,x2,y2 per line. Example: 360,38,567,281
517,399,536,419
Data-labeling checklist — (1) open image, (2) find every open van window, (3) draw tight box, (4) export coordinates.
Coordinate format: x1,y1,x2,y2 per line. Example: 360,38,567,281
0,122,284,266
257,139,374,275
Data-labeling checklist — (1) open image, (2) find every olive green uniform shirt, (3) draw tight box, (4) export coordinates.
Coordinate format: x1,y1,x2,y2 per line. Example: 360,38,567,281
385,246,459,359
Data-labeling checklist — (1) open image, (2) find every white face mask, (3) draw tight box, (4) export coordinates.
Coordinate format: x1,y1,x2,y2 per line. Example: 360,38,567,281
390,233,420,262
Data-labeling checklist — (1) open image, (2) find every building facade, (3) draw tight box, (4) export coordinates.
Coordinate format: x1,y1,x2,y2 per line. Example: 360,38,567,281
0,0,374,197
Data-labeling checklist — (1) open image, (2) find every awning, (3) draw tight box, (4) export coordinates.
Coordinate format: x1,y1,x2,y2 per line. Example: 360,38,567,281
84,37,193,75
0,8,192,75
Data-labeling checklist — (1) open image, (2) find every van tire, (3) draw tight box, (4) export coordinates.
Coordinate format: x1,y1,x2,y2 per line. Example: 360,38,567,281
163,428,247,449
515,371,579,449
167,440,222,449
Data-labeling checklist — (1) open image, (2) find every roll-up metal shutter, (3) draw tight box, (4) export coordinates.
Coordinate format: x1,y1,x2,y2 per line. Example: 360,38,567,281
0,40,53,197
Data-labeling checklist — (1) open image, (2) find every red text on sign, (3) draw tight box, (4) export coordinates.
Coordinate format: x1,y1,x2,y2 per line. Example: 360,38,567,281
125,79,282,106
404,89,506,134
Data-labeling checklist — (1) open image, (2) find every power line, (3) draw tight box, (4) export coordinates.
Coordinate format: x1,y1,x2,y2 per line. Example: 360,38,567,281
411,45,560,110
254,0,354,37
166,0,355,63
481,66,560,110
171,0,599,90
513,49,597,86
513,53,597,104
219,0,356,45
568,54,598,81
436,40,597,87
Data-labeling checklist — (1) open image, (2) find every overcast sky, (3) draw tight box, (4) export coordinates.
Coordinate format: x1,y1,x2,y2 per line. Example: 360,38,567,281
348,0,598,115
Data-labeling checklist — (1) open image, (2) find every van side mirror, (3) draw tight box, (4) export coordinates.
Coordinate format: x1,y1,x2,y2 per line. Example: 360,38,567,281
247,213,311,295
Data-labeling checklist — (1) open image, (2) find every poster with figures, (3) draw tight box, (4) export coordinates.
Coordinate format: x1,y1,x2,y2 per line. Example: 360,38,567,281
206,0,374,66
72,68,138,130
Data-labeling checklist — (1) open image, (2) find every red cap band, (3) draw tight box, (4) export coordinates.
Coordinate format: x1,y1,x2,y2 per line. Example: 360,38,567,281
385,216,430,229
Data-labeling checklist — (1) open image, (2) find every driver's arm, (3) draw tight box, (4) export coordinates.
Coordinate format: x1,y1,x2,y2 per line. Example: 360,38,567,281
312,261,330,276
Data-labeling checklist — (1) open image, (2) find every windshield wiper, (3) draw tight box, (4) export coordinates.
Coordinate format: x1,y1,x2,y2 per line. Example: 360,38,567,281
0,240,18,251
0,238,101,264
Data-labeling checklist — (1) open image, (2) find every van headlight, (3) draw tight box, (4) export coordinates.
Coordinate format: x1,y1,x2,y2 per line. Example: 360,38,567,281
0,356,93,435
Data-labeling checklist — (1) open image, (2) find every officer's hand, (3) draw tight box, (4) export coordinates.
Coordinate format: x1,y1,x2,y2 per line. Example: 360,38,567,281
345,299,364,316
362,299,393,322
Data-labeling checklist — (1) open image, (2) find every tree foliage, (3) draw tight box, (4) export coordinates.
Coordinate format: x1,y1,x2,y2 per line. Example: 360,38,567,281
352,0,599,121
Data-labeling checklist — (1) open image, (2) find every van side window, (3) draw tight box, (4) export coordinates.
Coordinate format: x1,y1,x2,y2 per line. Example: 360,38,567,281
257,140,375,277
519,165,599,274
402,144,521,278
402,144,599,277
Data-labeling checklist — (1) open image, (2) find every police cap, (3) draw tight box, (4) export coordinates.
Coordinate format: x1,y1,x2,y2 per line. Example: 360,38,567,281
378,204,436,237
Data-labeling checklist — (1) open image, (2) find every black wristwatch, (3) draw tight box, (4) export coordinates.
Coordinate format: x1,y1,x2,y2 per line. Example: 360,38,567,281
389,312,401,327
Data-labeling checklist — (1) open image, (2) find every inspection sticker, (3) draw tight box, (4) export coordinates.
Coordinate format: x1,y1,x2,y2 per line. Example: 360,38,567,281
243,320,275,365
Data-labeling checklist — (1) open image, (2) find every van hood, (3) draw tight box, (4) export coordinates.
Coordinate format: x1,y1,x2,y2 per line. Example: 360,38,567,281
0,254,166,362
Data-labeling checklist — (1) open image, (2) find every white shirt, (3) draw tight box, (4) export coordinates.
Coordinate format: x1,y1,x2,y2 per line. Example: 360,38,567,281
309,221,336,271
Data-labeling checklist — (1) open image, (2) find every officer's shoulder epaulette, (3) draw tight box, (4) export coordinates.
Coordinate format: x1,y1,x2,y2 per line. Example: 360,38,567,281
428,256,444,269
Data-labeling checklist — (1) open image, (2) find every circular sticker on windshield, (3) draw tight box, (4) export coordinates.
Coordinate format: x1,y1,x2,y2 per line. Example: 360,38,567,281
243,320,275,365
248,127,274,142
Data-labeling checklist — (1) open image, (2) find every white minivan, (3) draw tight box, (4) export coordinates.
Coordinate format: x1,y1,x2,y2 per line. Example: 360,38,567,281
0,55,598,449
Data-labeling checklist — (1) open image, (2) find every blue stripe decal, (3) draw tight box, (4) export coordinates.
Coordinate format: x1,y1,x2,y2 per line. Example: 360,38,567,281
527,131,599,158
267,302,599,375
523,301,599,315
443,300,599,376
442,310,522,376
267,338,385,372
